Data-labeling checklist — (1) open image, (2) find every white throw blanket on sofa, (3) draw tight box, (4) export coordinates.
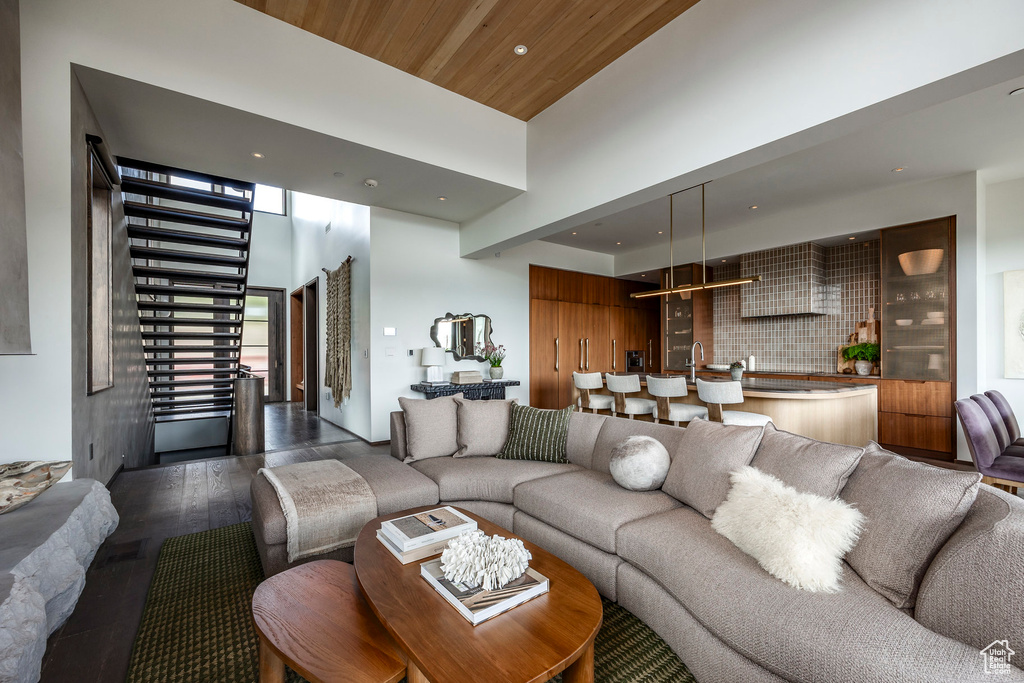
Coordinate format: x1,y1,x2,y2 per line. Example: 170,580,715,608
258,460,377,563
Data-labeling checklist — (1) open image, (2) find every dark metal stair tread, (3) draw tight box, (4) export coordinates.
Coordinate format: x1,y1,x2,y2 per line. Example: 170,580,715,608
150,378,236,387
130,246,246,267
138,301,244,313
154,411,232,423
123,201,251,231
139,317,242,327
127,224,249,250
135,284,245,299
152,396,234,407
133,265,245,283
151,388,234,399
117,156,255,193
146,361,239,369
120,177,252,211
142,331,240,339
144,346,241,354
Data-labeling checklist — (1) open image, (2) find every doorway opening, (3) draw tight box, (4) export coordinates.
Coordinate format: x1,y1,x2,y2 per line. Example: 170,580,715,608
241,287,286,402
289,278,319,412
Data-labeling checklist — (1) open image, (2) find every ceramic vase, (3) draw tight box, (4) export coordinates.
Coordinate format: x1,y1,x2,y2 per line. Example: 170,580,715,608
854,361,872,376
490,366,504,380
730,368,743,381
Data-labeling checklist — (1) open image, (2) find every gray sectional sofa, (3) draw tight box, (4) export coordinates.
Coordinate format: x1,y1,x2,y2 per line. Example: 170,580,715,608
252,409,1024,683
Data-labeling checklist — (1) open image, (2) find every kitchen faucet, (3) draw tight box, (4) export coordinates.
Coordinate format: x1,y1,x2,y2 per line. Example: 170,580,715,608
689,340,704,383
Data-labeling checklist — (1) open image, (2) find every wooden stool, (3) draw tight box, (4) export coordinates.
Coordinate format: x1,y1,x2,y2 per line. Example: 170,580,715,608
252,560,406,683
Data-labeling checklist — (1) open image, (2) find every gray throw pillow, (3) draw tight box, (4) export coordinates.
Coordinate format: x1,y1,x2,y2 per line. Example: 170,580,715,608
497,404,575,463
454,397,516,457
750,424,863,498
841,442,981,609
396,394,463,462
609,436,670,491
662,419,765,518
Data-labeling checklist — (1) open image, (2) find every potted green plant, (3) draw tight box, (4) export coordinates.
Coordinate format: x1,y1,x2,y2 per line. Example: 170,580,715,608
478,343,507,380
730,361,744,381
842,343,880,376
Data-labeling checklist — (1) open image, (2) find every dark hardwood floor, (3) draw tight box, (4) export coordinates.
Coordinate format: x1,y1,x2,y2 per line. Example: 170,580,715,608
39,404,384,682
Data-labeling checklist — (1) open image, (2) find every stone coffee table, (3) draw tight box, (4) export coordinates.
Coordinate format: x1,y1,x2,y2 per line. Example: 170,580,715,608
354,506,603,683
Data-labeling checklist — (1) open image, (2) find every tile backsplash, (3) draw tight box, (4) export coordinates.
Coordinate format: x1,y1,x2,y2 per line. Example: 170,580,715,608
713,240,880,373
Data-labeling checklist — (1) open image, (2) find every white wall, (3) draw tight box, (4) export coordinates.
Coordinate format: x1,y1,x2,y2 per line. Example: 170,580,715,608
291,192,372,439
460,0,1024,256
368,208,614,443
983,177,1024,415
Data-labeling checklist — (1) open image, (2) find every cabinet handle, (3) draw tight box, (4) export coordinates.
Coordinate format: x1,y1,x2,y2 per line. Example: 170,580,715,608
579,339,584,371
586,338,591,370
613,339,617,370
648,339,652,369
555,338,559,372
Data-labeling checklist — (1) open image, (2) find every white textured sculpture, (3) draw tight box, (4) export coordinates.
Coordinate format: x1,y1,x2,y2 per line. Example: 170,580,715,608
609,435,671,491
440,530,531,590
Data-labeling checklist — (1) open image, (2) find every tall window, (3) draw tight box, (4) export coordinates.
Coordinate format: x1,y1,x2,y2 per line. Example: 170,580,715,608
241,294,270,396
87,148,113,393
223,183,286,215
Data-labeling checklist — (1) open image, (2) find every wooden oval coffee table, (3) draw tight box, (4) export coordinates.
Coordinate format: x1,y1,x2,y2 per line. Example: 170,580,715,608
354,506,603,683
252,560,406,683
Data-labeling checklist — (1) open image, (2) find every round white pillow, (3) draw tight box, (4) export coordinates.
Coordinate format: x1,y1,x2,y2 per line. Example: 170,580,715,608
609,435,670,491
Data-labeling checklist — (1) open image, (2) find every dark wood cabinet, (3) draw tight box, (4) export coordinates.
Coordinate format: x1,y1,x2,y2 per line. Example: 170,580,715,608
529,298,560,409
879,217,956,460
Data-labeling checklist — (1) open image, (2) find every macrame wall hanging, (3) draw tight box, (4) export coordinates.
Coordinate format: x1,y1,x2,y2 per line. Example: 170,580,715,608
323,256,353,407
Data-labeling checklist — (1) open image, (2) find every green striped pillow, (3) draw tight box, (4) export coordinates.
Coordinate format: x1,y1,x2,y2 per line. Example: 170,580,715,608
497,404,575,463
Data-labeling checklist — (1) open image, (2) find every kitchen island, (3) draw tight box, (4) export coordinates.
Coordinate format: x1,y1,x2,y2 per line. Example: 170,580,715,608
573,374,878,447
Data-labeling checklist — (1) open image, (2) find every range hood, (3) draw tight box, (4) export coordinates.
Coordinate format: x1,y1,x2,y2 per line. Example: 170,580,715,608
740,242,828,317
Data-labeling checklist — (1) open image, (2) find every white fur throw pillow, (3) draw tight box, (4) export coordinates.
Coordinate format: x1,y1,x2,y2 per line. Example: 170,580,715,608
711,466,864,592
609,436,670,491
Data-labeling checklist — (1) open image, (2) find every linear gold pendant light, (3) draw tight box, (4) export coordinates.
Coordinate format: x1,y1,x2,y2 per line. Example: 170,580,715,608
630,182,761,299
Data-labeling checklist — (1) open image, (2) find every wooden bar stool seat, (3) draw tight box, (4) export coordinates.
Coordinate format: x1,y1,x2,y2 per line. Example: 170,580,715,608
606,373,655,420
646,375,707,426
252,559,406,683
573,371,613,413
694,379,772,427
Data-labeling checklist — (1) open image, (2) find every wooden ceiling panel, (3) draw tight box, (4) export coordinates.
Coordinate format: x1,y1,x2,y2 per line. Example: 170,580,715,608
235,0,702,120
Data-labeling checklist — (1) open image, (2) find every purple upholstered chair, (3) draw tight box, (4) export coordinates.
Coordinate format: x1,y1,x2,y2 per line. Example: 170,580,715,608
955,397,1024,494
986,390,1024,446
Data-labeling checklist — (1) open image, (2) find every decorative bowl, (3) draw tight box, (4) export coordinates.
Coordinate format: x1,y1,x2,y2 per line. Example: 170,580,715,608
895,319,913,327
926,311,944,319
898,249,944,276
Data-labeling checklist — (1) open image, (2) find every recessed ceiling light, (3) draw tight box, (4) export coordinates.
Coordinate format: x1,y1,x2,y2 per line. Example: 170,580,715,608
1009,87,1024,97
721,259,727,262
251,152,265,159
748,205,758,210
641,274,646,277
891,167,905,173
571,232,577,235
514,45,528,56
616,242,622,245
364,178,379,188
849,236,856,240
332,171,344,178
658,231,664,234
437,196,447,201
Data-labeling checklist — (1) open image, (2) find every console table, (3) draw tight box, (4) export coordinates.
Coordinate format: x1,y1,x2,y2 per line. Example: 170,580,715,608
410,380,520,400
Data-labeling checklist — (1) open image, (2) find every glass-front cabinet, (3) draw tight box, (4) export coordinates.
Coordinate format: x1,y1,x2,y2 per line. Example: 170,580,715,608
663,266,694,372
880,218,954,381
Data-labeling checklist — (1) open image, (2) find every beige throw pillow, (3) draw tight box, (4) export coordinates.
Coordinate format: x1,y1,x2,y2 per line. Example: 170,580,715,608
0,461,73,515
712,466,865,593
397,394,463,462
661,419,765,518
454,398,516,457
841,442,981,609
750,424,863,498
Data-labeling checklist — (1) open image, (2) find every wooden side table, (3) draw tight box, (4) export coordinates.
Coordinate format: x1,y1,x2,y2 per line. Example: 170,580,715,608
252,560,406,683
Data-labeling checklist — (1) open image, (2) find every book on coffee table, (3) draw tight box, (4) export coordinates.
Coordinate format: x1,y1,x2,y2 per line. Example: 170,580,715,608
375,530,451,564
379,506,477,552
420,558,550,626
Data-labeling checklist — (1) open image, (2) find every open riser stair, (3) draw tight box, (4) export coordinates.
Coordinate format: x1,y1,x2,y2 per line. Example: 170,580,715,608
119,157,256,427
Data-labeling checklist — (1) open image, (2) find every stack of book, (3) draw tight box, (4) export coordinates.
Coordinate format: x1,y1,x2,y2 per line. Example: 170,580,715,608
376,506,477,564
451,370,483,385
421,558,549,625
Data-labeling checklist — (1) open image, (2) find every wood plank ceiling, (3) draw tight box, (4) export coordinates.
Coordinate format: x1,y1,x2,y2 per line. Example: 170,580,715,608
234,0,702,121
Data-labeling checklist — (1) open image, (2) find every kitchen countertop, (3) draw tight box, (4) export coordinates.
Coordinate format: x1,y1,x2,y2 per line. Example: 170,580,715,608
698,369,881,380
605,374,877,395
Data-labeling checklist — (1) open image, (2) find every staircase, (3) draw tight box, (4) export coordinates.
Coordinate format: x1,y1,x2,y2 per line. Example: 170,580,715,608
119,157,256,427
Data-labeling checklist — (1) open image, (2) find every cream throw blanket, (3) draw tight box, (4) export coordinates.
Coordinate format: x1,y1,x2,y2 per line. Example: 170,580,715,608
258,460,377,563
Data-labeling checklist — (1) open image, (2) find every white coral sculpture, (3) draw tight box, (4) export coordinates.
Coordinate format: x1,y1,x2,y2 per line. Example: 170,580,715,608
440,530,532,590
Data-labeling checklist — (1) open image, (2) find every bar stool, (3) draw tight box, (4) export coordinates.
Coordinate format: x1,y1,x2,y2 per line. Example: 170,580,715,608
694,379,772,427
573,371,614,414
646,375,708,426
606,373,656,420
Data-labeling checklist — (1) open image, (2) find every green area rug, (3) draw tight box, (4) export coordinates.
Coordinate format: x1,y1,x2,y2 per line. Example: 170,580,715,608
126,522,695,683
